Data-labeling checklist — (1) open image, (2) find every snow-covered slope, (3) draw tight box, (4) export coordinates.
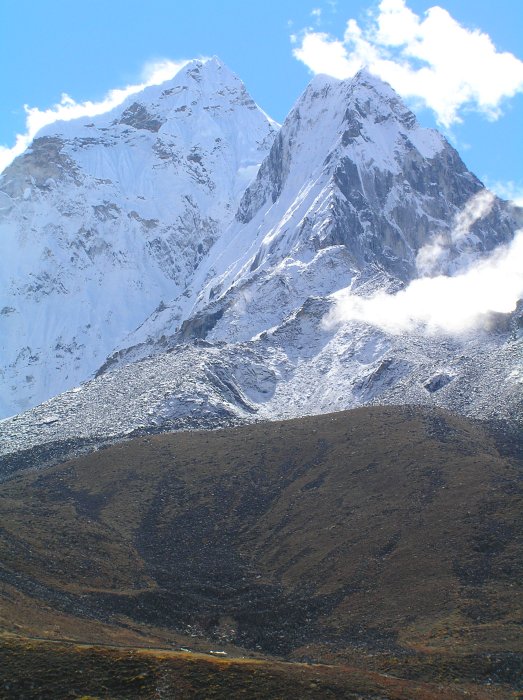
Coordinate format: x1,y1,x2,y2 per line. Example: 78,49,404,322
0,57,276,418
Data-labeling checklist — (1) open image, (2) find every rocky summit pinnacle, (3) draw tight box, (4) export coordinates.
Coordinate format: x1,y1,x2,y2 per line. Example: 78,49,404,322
235,67,512,281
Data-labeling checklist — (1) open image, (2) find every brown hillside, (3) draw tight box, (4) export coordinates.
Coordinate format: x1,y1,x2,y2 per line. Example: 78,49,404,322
0,405,521,697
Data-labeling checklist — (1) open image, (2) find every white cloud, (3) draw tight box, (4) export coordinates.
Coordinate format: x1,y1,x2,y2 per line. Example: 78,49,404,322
292,0,523,126
294,33,359,79
416,190,495,275
0,59,189,174
325,230,523,335
325,191,523,335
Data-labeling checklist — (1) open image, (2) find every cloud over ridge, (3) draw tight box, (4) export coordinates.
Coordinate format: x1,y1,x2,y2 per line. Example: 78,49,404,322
0,59,190,174
325,191,523,336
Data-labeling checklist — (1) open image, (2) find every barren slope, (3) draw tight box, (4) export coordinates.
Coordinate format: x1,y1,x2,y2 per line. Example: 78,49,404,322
1,405,521,696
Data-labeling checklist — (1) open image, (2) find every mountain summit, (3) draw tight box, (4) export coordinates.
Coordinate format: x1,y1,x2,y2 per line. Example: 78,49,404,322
113,68,518,349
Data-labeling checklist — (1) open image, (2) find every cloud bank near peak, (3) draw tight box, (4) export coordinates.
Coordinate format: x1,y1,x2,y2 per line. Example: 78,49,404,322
0,59,189,174
292,0,523,127
325,190,523,336
325,230,523,335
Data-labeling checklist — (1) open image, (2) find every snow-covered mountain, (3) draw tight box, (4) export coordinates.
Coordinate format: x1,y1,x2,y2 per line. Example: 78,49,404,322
1,65,521,466
173,74,516,336
0,57,276,418
93,69,521,371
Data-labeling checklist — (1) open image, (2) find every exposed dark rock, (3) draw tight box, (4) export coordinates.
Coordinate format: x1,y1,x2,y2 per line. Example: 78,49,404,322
424,373,454,393
119,102,164,132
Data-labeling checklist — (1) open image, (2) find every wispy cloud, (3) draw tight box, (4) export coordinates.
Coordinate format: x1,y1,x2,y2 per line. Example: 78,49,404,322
326,231,523,335
416,190,495,276
325,191,523,335
292,0,523,127
0,59,189,174
485,180,523,208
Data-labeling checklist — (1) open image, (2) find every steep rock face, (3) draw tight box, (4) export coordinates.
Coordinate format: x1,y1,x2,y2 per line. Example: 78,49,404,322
235,70,513,274
0,58,277,418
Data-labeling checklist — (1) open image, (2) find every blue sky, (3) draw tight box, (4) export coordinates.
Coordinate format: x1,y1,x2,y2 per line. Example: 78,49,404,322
1,0,522,201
